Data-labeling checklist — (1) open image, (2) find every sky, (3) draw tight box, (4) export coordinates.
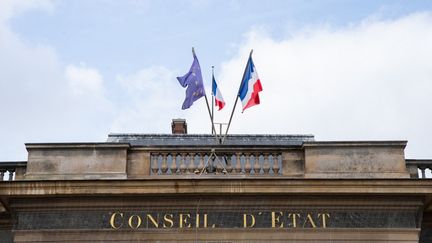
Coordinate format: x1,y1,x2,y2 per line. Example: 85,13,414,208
1,0,432,161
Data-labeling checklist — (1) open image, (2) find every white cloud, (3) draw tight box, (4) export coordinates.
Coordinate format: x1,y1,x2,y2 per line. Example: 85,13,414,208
117,66,174,95
204,12,432,158
0,1,114,160
65,64,105,97
0,0,431,162
114,13,432,159
112,66,185,132
0,0,53,23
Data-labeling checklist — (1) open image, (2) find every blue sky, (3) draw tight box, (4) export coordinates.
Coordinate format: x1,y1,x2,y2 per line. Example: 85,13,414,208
1,0,432,160
10,1,432,73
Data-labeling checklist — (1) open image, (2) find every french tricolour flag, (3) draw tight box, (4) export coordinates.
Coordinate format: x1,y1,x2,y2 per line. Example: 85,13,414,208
238,56,262,111
212,74,225,110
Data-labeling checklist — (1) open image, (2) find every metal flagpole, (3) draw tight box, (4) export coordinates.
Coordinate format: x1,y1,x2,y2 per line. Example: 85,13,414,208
222,49,253,144
191,47,218,140
201,95,228,175
205,95,218,137
211,66,215,135
189,48,226,175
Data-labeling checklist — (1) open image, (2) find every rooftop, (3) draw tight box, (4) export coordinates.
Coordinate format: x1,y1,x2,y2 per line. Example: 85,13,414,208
107,133,315,147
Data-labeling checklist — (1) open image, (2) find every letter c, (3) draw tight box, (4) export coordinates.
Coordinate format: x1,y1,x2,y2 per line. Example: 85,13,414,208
110,212,124,229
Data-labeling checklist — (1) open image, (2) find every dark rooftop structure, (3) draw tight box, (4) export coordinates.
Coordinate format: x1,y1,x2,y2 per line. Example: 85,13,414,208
107,133,315,147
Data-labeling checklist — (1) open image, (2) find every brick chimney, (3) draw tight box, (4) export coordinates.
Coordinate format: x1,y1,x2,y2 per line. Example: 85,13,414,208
171,119,187,134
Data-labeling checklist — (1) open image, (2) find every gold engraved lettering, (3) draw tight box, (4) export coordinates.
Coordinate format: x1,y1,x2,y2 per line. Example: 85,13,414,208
163,214,174,228
318,213,330,228
288,213,300,228
306,213,317,228
243,214,256,228
109,212,124,229
204,214,216,228
179,213,191,228
108,211,331,230
146,214,159,228
128,215,142,229
271,211,284,228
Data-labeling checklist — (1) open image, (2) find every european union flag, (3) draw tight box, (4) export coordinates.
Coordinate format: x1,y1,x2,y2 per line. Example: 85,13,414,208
177,52,206,110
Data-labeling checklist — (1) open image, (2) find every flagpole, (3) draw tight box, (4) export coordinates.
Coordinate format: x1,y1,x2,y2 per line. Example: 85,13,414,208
205,95,218,140
191,47,218,140
222,49,253,143
211,66,215,135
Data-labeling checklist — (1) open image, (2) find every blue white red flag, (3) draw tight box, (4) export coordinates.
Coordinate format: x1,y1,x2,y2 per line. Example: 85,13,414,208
212,74,225,111
238,56,262,111
177,52,206,110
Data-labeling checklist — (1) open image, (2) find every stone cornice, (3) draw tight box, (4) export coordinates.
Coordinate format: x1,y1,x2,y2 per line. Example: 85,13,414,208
25,143,130,149
1,179,432,196
302,141,407,148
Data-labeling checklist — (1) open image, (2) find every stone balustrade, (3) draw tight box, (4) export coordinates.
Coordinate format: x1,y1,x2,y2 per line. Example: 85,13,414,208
406,159,432,179
150,151,282,176
0,142,419,180
0,161,27,181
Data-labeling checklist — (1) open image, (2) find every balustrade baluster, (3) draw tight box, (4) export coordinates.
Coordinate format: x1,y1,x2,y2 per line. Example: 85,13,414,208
179,153,187,174
151,154,159,175
225,154,233,174
202,154,210,174
8,169,15,181
187,154,195,174
248,154,254,174
262,153,270,174
148,151,287,177
175,154,182,174
215,157,223,174
209,155,215,173
0,169,5,181
241,154,246,174
234,153,242,174
269,154,275,174
244,154,252,174
421,167,427,178
259,154,265,175
168,154,177,174
196,153,205,174
273,154,280,175
161,153,168,174
253,154,260,175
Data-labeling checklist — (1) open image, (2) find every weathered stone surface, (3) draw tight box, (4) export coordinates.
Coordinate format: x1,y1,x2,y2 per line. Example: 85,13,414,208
0,213,13,243
3,179,432,195
0,230,12,243
13,228,421,243
303,141,410,178
1,134,430,242
127,150,151,178
25,144,129,180
107,134,315,146
9,195,423,242
15,210,418,230
2,178,430,242
281,150,304,176
420,211,432,243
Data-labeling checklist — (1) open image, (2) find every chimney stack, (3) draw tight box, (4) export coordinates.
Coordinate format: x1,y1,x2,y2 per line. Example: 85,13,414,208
171,119,187,134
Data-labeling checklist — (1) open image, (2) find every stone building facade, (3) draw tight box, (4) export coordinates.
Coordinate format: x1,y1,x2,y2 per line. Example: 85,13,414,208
0,120,431,242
